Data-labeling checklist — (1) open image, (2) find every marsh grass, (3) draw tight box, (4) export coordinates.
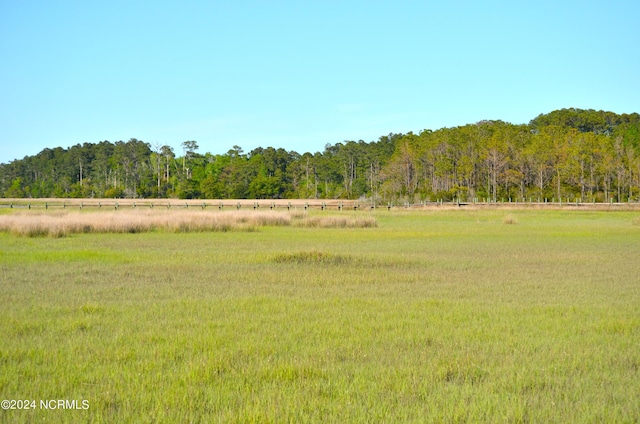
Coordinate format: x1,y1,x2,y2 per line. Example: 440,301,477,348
273,250,356,265
503,214,518,224
0,210,376,237
1,209,639,422
0,210,293,236
294,214,377,228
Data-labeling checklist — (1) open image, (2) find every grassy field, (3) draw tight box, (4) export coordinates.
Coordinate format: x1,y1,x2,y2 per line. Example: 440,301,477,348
1,208,639,423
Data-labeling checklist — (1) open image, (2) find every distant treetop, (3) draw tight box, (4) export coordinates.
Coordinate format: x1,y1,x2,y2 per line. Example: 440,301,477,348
529,108,640,134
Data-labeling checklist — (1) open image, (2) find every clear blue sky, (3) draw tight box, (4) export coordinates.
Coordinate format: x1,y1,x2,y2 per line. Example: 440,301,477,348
1,0,638,164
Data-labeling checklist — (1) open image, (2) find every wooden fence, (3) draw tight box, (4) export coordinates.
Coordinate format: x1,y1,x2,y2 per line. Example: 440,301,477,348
1,198,639,211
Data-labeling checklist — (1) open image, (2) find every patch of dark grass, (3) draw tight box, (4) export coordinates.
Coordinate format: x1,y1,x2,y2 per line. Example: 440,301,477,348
273,250,355,265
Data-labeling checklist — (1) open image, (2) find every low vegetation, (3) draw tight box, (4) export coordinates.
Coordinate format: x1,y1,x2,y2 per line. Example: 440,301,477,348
503,214,518,225
273,250,356,265
1,209,639,422
293,214,377,228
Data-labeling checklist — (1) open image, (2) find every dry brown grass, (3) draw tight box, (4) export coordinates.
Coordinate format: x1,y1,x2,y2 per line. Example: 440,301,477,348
0,210,292,237
503,214,518,225
0,210,378,237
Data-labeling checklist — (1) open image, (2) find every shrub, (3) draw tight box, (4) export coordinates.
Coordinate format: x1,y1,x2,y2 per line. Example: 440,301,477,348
503,214,518,225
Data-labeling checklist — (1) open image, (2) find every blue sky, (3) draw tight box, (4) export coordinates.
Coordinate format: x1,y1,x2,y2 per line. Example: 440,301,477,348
1,0,638,164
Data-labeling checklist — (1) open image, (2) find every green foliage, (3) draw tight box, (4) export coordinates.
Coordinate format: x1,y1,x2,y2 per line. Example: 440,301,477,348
4,178,25,198
1,109,640,202
103,187,124,198
530,108,640,134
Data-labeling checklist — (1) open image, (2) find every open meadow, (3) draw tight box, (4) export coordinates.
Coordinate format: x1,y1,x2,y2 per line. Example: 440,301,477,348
1,206,639,422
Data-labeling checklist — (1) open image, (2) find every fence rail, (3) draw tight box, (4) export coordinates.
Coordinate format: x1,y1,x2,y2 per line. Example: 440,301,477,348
1,198,640,211
0,199,360,211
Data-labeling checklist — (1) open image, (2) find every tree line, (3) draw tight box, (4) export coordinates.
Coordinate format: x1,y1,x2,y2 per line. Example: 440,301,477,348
2,108,640,203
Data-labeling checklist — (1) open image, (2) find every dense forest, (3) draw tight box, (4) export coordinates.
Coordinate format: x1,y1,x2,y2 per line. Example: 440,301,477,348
2,108,640,203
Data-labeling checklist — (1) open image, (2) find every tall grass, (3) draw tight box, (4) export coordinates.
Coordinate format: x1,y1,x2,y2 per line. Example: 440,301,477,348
503,214,518,224
0,210,377,237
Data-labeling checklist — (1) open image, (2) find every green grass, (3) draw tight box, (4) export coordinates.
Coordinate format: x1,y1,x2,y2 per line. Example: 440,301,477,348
1,209,639,422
